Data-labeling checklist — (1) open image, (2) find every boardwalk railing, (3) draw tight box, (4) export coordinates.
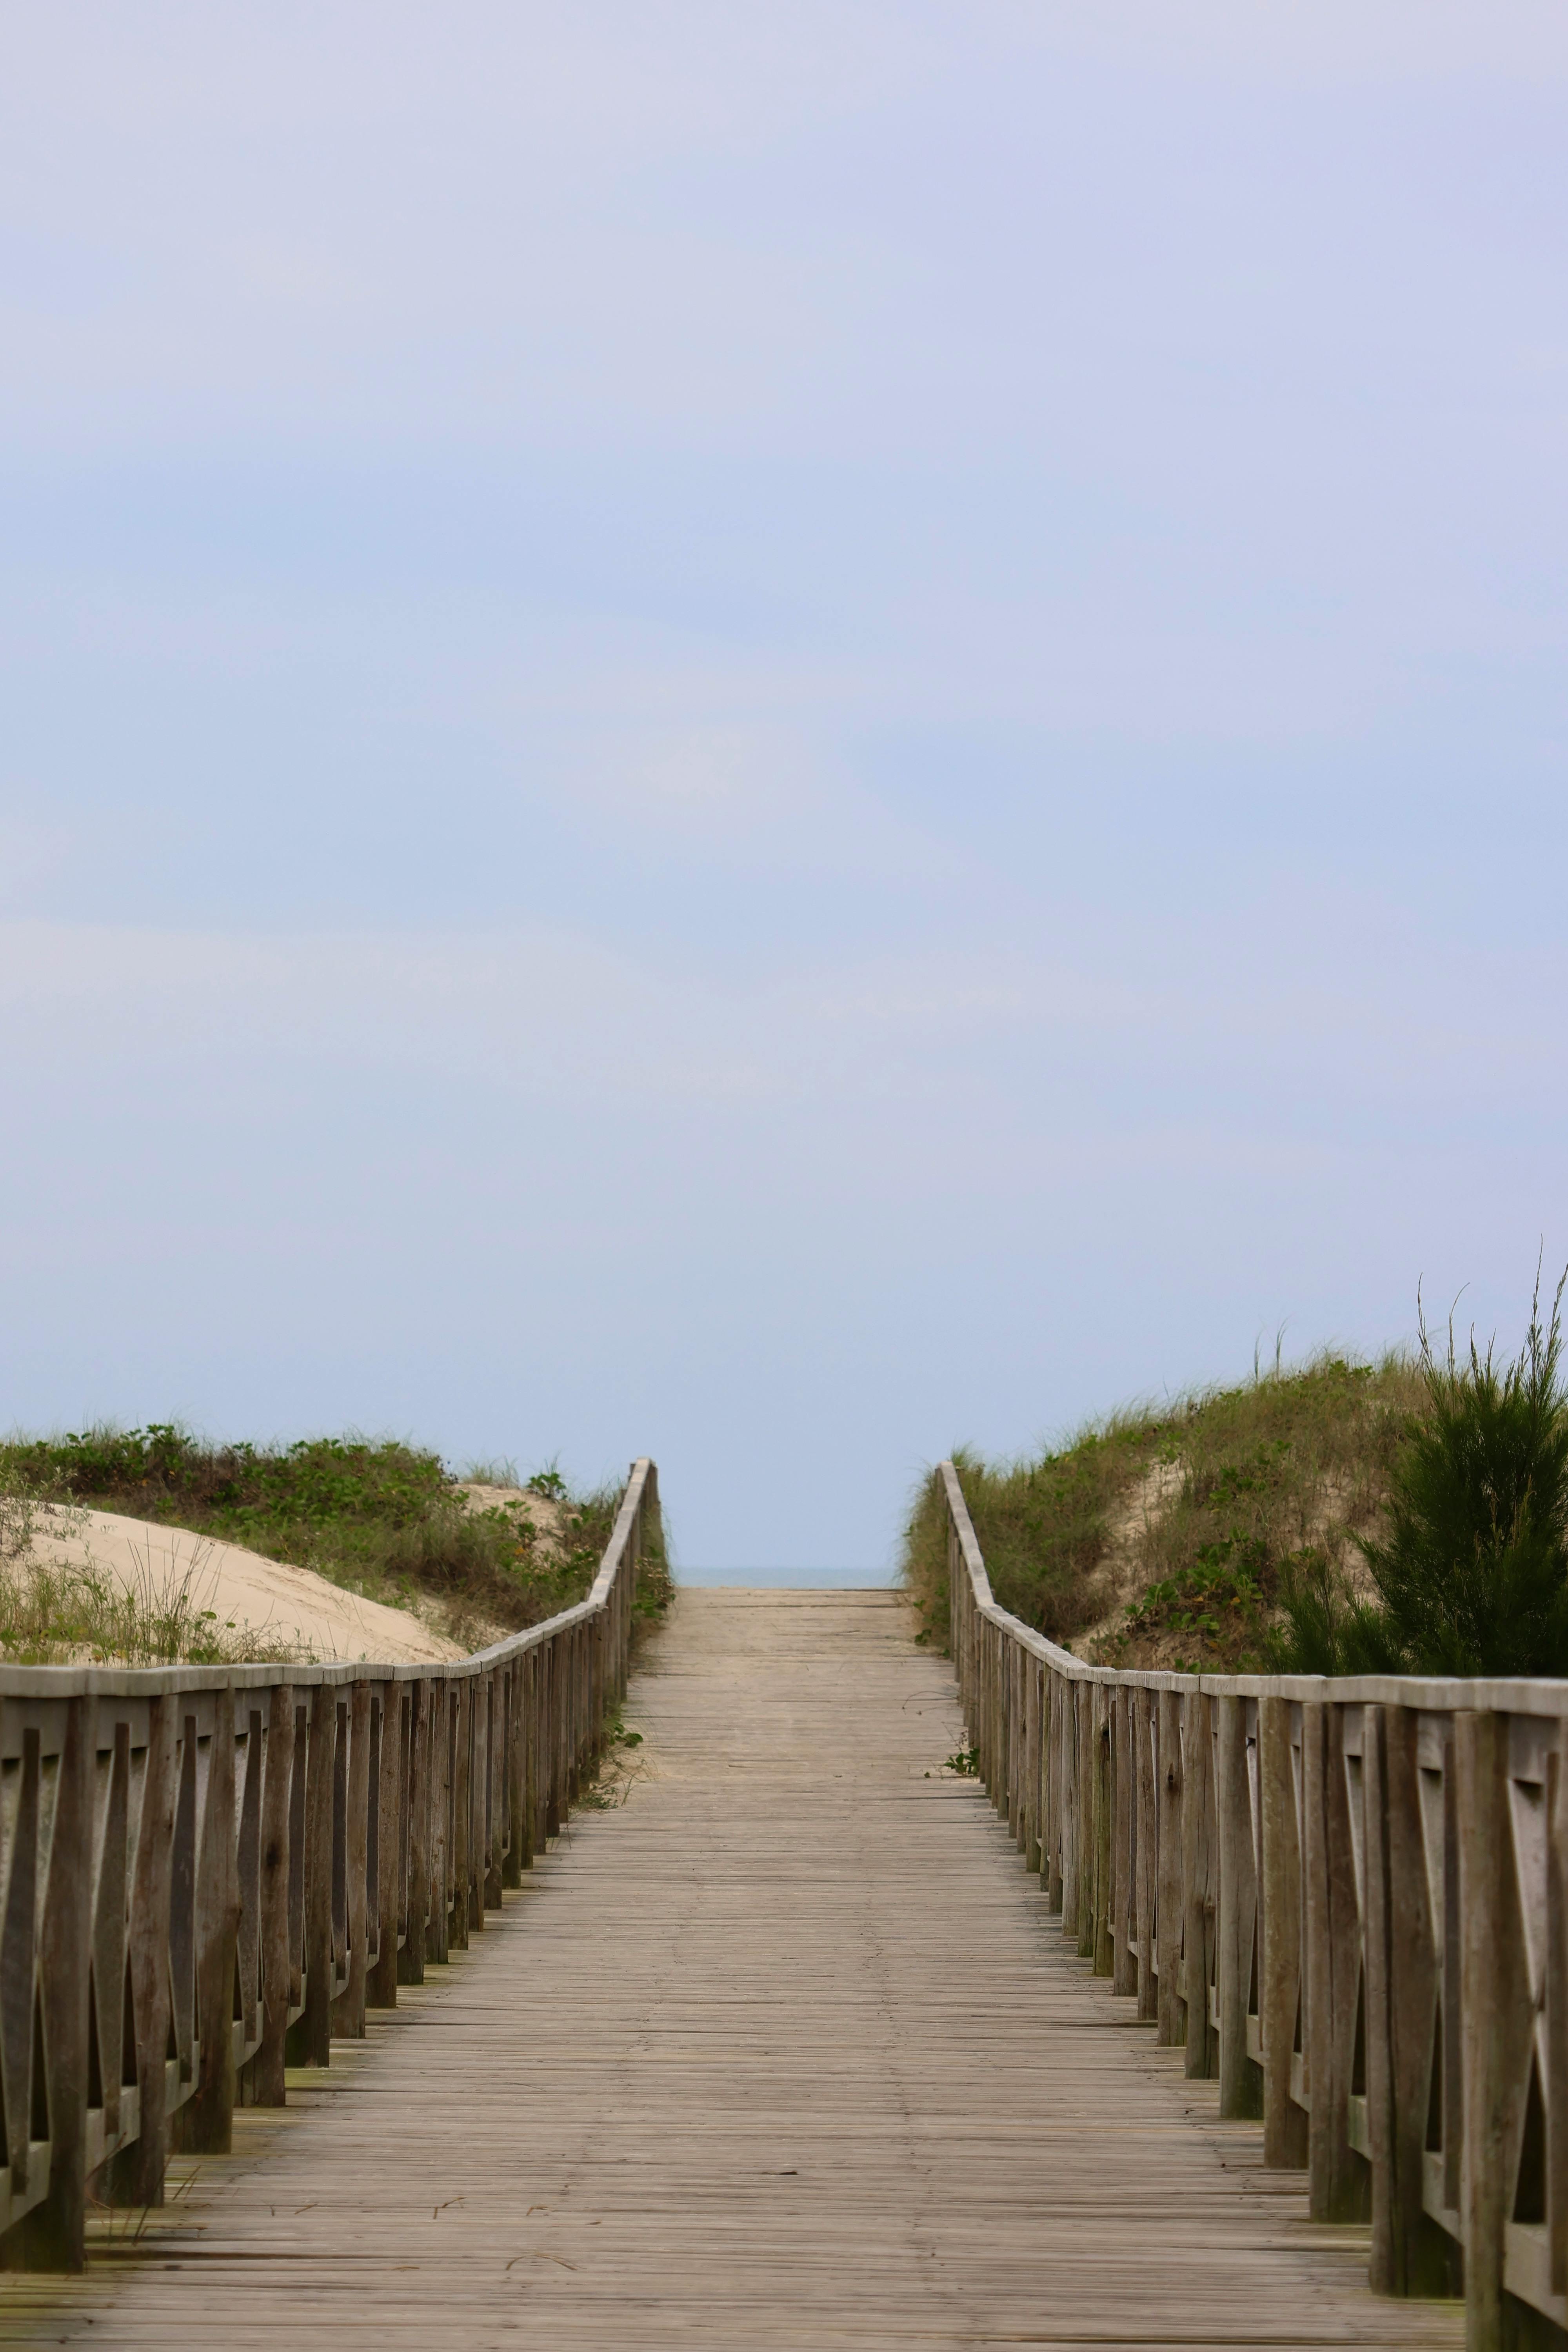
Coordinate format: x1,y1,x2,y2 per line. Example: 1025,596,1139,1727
944,1461,1565,2352
0,1457,660,2274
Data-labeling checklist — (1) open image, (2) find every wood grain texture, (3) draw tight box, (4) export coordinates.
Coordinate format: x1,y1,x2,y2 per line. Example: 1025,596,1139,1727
3,1591,1463,2351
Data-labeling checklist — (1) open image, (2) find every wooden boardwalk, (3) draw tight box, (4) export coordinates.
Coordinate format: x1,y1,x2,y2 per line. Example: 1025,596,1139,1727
2,1590,1463,2350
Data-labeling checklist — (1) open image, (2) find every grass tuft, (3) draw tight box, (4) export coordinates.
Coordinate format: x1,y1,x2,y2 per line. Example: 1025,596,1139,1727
0,1469,308,1663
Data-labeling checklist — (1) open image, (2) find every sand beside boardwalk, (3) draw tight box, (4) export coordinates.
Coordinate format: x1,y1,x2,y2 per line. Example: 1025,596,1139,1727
28,1506,465,1665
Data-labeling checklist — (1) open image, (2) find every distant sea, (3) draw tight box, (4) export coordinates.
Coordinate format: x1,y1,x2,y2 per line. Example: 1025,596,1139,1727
676,1563,898,1589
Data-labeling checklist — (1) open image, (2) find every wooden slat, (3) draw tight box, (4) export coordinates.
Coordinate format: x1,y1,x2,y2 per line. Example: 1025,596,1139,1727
1216,1693,1260,2119
180,1682,237,2152
1156,1685,1184,2049
12,1695,93,2269
295,1686,335,2067
253,1683,294,2105
113,1696,175,2208
335,1681,371,2036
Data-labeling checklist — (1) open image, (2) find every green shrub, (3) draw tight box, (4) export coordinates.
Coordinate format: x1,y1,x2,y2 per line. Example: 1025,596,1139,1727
1273,1276,1568,1677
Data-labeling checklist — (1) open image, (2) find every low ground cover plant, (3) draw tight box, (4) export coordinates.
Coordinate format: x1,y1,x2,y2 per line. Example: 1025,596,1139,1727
0,1427,671,1659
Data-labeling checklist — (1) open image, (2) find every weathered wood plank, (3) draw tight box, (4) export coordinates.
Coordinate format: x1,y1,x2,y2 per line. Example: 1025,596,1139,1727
1260,1692,1306,2167
1156,1684,1185,2048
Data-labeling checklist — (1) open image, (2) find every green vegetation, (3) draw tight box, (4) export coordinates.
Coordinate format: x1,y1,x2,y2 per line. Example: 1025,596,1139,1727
909,1277,1568,1679
577,1712,650,1810
902,1350,1426,1671
0,1424,670,1661
1272,1278,1568,1678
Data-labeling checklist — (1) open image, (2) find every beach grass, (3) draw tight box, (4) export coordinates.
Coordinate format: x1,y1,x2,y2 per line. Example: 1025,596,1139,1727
902,1349,1427,1672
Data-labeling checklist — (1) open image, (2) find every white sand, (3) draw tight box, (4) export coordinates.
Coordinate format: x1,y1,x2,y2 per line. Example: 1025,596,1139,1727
458,1483,567,1556
28,1506,465,1665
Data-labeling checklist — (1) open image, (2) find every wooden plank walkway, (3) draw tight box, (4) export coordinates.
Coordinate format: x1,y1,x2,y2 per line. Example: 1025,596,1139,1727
2,1590,1463,2350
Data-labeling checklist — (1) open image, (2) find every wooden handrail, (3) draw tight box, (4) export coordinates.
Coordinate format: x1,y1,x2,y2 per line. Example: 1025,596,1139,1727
941,1459,1567,2341
0,1458,660,2273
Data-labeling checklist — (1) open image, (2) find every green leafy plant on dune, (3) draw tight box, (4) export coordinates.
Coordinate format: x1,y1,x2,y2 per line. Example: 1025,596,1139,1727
1271,1273,1568,1678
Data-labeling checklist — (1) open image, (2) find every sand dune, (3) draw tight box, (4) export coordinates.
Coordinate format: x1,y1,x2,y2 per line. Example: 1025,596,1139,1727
29,1505,465,1665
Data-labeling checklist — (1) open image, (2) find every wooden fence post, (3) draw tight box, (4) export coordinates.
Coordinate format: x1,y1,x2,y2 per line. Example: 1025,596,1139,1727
254,1683,294,2103
565,1629,581,1805
1547,1748,1568,2304
1217,1694,1262,2118
1157,1686,1185,2048
428,1685,452,1966
402,1679,429,1984
116,1694,176,2206
1025,1655,1037,1861
1369,1703,1453,2296
1260,1694,1307,2167
1364,1702,1395,2293
334,1681,371,2035
1081,1684,1090,1957
1092,1686,1114,1978
295,1683,336,2067
524,1652,543,1863
91,1721,132,2152
1135,1690,1158,2023
180,1686,238,2151
988,1624,1001,1807
539,1645,557,1839
947,1518,959,1678
233,1706,263,2076
502,1664,526,1888
13,1695,94,2268
1456,1709,1533,2351
592,1619,607,1782
1182,1690,1219,2079
1304,1702,1365,2221
451,1680,471,1950
555,1639,569,1834
368,1684,404,2008
1112,1688,1137,1996
1058,1679,1078,1936
1014,1643,1025,1838
485,1670,504,1909
1042,1670,1059,1905
472,1672,489,1921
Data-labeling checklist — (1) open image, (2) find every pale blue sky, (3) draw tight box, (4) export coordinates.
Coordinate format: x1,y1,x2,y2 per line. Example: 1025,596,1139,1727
3,4,1566,1569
